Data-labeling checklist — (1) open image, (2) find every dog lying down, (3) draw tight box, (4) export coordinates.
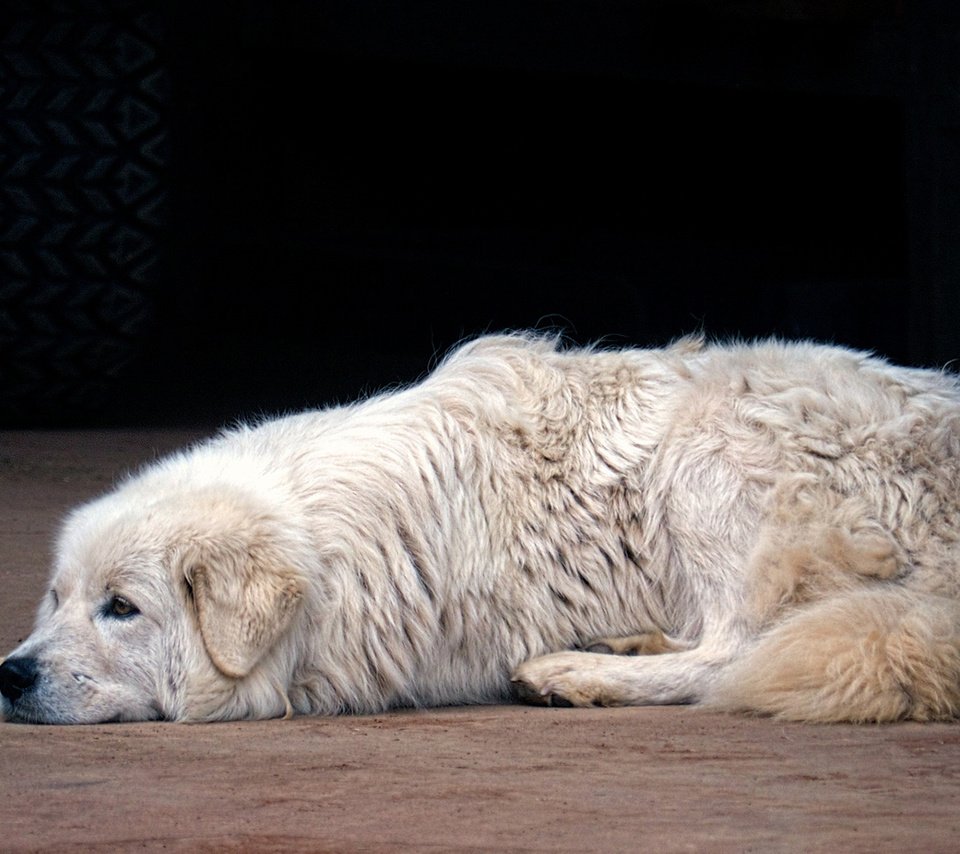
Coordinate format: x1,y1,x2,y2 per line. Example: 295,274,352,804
3,333,960,724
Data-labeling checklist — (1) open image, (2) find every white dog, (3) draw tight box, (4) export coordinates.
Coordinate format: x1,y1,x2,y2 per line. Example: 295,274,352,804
3,334,960,724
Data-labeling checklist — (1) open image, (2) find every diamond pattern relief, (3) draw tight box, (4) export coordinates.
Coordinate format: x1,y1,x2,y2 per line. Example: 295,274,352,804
0,1,168,422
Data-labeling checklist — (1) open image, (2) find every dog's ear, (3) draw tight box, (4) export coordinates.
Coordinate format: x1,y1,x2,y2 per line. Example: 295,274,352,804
186,557,303,679
187,561,304,679
175,488,308,679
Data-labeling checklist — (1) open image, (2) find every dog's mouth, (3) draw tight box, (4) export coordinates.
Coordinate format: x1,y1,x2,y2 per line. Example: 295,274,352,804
0,672,170,725
1,701,62,726
91,694,171,724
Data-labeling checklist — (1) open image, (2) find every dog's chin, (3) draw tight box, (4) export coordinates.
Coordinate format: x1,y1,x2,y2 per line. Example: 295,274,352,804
1,702,69,725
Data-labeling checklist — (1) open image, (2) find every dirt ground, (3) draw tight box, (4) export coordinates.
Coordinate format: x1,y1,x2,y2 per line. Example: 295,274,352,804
2,429,960,853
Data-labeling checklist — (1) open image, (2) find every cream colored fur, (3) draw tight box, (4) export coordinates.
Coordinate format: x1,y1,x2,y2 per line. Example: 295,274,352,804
3,333,960,723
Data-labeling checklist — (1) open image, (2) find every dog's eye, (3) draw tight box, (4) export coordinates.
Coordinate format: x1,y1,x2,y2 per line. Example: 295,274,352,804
106,596,139,619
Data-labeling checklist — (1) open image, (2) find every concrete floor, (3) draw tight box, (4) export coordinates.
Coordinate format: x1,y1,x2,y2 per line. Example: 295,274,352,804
1,430,958,852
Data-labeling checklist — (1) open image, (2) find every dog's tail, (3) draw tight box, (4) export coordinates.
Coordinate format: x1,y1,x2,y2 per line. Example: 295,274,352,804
711,587,960,722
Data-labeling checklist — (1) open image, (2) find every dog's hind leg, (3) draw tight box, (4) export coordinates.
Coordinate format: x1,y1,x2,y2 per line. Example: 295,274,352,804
711,587,960,722
580,631,691,656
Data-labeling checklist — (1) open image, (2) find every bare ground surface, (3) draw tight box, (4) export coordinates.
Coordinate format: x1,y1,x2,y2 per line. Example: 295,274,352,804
2,429,959,853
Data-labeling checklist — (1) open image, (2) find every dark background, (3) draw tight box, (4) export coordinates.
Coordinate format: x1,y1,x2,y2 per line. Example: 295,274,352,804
2,0,958,427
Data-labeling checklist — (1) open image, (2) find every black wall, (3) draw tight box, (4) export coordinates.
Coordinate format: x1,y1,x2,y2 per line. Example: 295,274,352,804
2,1,957,426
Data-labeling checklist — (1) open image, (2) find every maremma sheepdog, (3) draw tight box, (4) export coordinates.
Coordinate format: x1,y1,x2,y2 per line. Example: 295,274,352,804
3,333,960,724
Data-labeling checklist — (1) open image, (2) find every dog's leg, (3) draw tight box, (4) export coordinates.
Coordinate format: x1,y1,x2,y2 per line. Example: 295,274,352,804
511,641,734,707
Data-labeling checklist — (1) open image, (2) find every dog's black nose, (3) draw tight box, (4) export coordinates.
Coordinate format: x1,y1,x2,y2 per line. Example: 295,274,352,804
0,657,38,703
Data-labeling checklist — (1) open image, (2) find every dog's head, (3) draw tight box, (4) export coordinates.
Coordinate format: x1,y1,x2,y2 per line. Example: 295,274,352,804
0,482,308,724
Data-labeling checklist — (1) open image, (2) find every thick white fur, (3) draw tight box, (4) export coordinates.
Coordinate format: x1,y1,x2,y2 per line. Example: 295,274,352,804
4,334,960,723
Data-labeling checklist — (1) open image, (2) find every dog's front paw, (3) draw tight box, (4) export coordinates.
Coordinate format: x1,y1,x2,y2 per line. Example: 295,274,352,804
511,651,613,708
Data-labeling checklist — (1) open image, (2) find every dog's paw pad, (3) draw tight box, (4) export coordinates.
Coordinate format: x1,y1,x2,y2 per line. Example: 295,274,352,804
511,678,548,706
511,678,576,708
